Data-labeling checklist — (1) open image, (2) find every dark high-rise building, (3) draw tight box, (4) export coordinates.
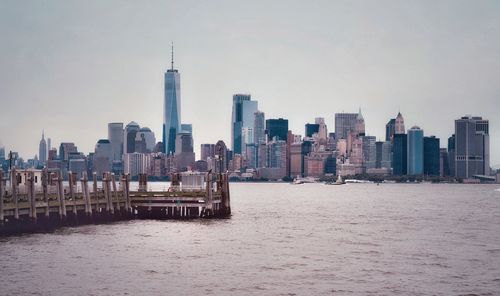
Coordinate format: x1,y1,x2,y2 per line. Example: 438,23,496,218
392,134,407,176
305,123,320,138
440,148,450,177
39,131,47,165
424,136,440,176
214,140,228,173
385,119,396,142
455,116,489,178
448,134,456,177
108,123,123,161
266,118,288,141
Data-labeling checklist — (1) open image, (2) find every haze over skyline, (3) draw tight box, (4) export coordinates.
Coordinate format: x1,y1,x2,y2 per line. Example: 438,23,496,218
0,1,499,165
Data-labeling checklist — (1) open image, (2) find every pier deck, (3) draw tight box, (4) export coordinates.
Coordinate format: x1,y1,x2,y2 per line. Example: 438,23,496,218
0,169,231,236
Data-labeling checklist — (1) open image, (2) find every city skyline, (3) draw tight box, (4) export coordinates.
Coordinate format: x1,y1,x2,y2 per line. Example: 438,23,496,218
0,1,499,165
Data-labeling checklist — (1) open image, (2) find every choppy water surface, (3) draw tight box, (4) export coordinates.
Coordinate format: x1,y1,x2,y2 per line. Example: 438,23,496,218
1,183,500,295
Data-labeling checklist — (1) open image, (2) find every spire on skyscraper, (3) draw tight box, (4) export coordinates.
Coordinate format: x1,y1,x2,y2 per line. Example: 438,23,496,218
171,42,174,70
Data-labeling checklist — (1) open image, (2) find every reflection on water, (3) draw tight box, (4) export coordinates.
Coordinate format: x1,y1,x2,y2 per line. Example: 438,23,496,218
1,183,500,295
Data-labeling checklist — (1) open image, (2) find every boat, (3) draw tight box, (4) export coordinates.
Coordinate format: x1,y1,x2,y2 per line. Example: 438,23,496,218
326,175,345,185
292,176,318,185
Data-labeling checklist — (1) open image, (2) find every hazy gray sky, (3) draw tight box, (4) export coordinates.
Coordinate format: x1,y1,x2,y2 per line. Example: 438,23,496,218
1,0,499,165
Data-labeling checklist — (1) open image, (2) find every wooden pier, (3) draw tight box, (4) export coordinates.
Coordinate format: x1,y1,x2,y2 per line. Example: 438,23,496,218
0,169,231,236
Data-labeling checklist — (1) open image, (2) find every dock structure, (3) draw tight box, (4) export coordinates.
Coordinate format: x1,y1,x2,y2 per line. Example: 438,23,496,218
0,169,231,236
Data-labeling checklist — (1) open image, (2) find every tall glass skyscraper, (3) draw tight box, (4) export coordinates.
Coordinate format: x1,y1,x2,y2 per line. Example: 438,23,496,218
454,116,489,178
407,126,424,175
163,47,181,155
231,94,258,155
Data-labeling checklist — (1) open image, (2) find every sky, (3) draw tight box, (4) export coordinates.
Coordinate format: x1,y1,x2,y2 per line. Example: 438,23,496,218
0,0,499,165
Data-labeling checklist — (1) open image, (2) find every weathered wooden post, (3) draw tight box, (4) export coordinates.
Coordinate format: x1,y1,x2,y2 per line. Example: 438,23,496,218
103,173,114,215
93,172,99,213
0,170,4,223
68,171,77,216
11,168,19,220
57,170,67,219
121,174,131,213
82,172,91,216
28,171,37,220
42,169,50,217
111,173,119,212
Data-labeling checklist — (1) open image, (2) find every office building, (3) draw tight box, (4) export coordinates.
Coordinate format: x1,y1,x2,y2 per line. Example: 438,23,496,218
455,116,490,178
231,94,258,154
200,144,215,161
392,134,407,176
38,131,47,165
407,126,424,175
124,121,140,154
163,46,181,154
108,122,123,161
305,123,320,138
266,118,289,141
424,136,440,176
335,112,358,139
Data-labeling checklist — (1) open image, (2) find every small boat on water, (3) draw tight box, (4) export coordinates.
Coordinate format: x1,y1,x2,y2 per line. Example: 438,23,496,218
326,175,345,185
291,176,318,185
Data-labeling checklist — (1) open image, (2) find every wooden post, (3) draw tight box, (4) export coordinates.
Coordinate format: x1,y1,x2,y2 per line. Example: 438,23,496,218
57,170,67,218
93,172,99,213
28,171,37,220
122,174,130,213
42,169,49,217
68,171,77,215
0,170,4,222
111,173,118,212
11,168,19,220
82,172,91,215
103,173,113,214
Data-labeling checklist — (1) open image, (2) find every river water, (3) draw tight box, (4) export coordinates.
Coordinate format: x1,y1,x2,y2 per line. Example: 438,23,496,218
1,183,500,295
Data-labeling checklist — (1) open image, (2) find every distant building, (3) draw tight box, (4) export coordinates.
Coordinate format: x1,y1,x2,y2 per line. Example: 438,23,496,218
175,132,195,171
59,143,77,161
455,116,489,178
424,136,440,176
38,131,47,165
94,139,112,175
440,148,450,177
290,141,312,177
231,94,258,155
355,109,365,137
315,117,328,141
447,134,456,177
392,134,407,176
124,153,151,177
376,141,392,169
254,111,266,144
163,48,181,154
305,123,320,138
135,127,156,153
124,121,140,154
334,112,358,140
180,124,192,134
108,122,123,161
395,112,405,134
385,119,396,142
266,118,289,142
200,144,215,161
362,136,376,169
214,140,228,173
407,126,424,175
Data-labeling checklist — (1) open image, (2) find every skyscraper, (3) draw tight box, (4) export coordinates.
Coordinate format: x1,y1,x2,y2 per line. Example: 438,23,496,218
200,144,215,161
334,113,358,139
124,121,140,154
376,141,392,169
361,136,376,169
395,112,405,134
315,117,328,140
253,111,266,145
407,126,424,175
266,118,289,142
163,45,181,154
355,109,365,137
305,123,320,138
448,134,456,177
231,94,258,154
424,136,440,176
108,122,123,161
135,127,156,153
38,130,47,165
455,116,489,178
385,119,396,142
392,134,407,176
